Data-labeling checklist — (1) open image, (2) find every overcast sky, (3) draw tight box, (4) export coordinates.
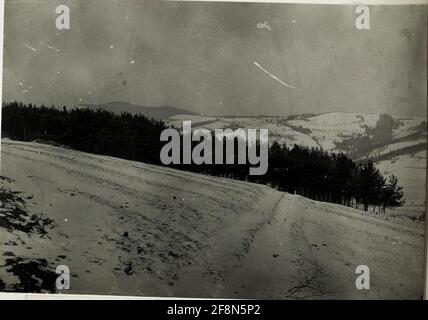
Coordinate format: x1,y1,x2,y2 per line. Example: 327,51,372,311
2,1,427,116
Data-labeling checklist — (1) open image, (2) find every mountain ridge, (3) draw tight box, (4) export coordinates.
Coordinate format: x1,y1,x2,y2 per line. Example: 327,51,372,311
75,101,198,120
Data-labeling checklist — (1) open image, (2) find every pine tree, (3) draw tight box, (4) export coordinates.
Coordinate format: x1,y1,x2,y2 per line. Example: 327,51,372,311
381,175,405,213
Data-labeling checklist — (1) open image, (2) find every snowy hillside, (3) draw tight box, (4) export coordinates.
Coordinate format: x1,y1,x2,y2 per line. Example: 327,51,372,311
167,112,425,154
0,140,424,298
166,112,427,215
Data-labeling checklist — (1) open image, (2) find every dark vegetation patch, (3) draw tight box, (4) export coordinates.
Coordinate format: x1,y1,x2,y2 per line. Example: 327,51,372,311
369,143,426,163
286,124,312,135
335,114,426,160
0,176,14,183
284,113,318,121
356,115,364,122
1,258,57,293
0,187,54,236
0,184,58,293
276,118,313,134
0,278,5,290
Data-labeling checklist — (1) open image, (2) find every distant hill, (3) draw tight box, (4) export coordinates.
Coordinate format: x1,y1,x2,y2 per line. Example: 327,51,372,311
75,101,198,120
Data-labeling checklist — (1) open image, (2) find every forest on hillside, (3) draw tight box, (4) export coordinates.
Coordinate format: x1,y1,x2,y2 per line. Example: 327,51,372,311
335,113,427,160
2,102,404,213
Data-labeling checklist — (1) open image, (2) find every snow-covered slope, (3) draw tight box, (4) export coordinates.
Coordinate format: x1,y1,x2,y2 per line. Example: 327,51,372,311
166,115,321,148
166,112,427,215
286,112,380,150
167,112,425,154
0,140,424,298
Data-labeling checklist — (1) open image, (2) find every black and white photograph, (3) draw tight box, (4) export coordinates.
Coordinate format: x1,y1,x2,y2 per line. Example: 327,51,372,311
0,0,426,300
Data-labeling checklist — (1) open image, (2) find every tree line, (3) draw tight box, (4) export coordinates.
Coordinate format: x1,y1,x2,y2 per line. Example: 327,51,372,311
2,102,166,165
2,102,404,212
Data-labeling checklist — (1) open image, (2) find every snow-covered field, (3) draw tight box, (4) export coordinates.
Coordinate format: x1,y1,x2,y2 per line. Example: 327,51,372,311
0,140,424,298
